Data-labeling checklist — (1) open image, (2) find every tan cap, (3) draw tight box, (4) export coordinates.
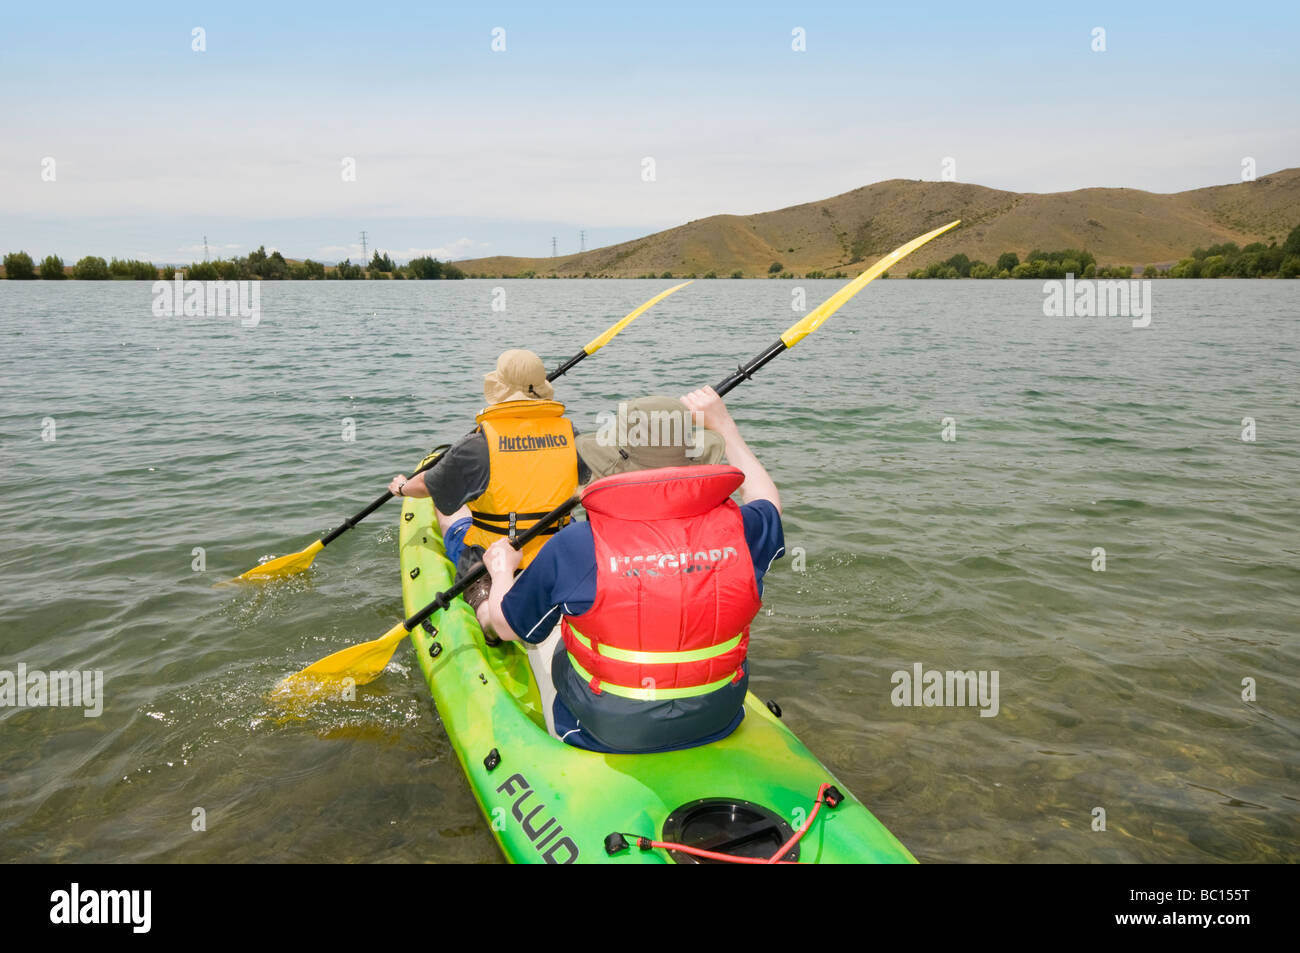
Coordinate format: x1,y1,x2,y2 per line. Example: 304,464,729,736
483,349,555,404
576,395,726,479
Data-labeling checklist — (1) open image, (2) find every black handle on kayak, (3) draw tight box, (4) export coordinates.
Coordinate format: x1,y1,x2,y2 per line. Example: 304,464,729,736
401,493,581,633
319,443,453,546
713,339,789,398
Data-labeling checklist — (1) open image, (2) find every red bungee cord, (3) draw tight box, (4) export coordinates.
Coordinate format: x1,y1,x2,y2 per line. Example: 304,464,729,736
763,782,832,864
609,783,840,864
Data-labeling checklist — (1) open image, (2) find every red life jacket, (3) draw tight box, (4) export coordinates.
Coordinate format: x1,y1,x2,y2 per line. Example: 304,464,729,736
560,465,762,701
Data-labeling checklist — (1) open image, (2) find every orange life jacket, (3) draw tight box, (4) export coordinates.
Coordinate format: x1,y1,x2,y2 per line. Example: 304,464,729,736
464,399,578,568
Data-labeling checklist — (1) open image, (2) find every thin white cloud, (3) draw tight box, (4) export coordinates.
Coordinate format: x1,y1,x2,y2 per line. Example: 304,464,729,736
384,238,488,262
316,245,357,259
178,242,242,256
311,239,491,264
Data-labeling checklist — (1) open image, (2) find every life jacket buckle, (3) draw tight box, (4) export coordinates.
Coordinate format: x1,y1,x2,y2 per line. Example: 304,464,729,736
508,511,517,543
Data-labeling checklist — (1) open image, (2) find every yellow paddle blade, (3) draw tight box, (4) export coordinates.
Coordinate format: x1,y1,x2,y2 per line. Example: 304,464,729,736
780,220,961,349
235,538,325,581
583,280,693,355
272,622,410,702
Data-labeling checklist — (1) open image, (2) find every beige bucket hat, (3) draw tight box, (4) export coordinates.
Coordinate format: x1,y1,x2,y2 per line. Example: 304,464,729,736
483,349,555,404
576,395,726,479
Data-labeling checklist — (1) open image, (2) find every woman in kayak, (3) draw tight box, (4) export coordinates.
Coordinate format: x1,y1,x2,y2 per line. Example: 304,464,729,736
477,386,784,754
388,349,590,611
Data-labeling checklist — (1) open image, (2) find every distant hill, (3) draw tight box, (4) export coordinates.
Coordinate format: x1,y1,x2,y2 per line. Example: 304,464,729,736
452,169,1300,277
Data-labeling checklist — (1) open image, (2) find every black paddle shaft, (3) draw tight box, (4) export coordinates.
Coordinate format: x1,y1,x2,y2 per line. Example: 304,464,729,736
401,494,581,633
320,487,404,545
713,339,789,398
319,443,454,546
547,347,588,381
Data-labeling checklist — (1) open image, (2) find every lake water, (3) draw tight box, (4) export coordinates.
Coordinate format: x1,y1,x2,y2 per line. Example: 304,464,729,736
1,278,1296,862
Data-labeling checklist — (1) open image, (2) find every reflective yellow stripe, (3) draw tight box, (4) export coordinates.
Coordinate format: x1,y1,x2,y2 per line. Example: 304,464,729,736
567,626,742,665
568,655,739,701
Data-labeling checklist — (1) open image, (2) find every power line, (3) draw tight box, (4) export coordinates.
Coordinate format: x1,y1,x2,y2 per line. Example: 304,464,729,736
203,235,209,261
552,236,557,257
360,230,368,264
580,230,586,252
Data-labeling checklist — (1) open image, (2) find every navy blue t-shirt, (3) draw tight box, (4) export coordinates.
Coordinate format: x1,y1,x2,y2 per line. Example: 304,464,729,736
501,499,785,643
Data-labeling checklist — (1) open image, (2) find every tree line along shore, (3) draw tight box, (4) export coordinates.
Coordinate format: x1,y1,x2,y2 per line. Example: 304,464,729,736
5,225,1299,281
0,248,466,281
903,224,1300,279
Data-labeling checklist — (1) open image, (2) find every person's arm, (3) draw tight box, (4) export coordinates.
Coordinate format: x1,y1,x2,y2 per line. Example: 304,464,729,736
388,474,430,498
391,431,487,509
477,539,524,641
388,473,468,539
680,386,781,514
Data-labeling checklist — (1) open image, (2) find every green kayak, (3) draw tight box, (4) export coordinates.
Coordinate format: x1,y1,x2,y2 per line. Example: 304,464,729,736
399,495,915,864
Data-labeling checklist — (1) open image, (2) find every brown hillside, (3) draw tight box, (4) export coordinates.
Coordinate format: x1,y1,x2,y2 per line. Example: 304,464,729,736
453,169,1300,277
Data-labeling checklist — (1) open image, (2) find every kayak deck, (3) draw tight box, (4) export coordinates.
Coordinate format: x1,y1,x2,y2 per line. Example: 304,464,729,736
399,495,915,864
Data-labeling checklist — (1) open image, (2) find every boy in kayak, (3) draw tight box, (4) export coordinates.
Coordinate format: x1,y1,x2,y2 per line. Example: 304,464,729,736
388,349,589,609
477,386,784,753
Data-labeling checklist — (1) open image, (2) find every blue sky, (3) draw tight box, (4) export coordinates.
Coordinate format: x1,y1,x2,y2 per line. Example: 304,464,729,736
2,0,1296,264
